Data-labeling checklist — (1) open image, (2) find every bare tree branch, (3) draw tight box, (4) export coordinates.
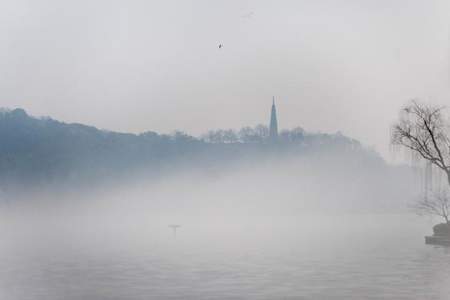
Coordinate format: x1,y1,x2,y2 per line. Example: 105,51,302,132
391,100,450,185
413,189,450,224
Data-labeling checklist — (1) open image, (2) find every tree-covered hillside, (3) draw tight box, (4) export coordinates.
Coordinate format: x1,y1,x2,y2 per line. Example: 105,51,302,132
0,108,392,194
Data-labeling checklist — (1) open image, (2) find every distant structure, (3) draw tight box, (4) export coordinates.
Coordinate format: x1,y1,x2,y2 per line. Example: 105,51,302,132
169,224,181,238
269,97,278,141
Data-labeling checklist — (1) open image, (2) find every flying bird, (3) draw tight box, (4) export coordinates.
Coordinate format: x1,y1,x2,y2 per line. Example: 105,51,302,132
242,12,254,18
218,44,223,49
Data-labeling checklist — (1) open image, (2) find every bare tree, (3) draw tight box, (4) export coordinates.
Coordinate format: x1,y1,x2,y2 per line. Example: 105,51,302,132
413,189,450,224
202,130,225,143
254,124,269,140
391,100,450,186
238,126,257,143
280,127,305,142
222,129,238,143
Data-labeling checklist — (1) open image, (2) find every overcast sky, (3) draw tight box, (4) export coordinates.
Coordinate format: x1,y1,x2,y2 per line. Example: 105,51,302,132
1,0,450,158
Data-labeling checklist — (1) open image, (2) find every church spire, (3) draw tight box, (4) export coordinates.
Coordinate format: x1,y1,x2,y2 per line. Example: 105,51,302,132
269,97,278,141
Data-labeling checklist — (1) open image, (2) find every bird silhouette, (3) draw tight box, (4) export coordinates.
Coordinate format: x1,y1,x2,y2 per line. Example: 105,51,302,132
218,44,223,49
242,12,254,18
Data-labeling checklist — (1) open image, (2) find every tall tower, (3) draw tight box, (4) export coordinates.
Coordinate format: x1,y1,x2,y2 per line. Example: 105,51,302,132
269,97,278,140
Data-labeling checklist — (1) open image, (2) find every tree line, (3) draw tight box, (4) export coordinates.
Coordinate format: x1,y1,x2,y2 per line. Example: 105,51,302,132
201,125,305,144
0,108,374,193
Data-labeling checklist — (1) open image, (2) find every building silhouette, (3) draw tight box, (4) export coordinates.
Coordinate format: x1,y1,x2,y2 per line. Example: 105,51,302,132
269,97,278,141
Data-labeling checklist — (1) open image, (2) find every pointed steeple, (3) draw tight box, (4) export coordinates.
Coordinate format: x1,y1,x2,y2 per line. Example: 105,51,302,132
269,97,278,141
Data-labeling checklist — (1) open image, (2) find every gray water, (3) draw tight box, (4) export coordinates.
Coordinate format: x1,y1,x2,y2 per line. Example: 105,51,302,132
0,214,449,300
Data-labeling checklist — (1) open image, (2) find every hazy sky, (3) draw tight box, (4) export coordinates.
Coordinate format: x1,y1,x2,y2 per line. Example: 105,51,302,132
1,0,450,158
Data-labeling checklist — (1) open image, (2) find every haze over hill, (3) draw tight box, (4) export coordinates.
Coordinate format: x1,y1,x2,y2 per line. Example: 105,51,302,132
0,108,416,213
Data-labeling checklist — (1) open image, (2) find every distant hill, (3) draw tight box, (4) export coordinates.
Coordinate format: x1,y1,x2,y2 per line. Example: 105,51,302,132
0,108,409,201
0,108,202,188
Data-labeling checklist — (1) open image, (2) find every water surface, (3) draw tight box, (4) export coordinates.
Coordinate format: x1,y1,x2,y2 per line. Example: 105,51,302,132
0,214,448,299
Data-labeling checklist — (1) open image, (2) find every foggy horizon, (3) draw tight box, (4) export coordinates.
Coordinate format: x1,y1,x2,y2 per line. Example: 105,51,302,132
2,0,450,159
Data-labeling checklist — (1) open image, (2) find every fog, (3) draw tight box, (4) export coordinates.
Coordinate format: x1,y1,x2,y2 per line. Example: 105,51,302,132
0,129,446,298
2,143,415,217
2,1,450,299
0,145,418,249
0,154,446,299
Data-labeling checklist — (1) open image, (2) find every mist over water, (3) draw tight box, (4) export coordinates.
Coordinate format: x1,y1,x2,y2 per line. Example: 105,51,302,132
0,152,448,300
1,211,449,299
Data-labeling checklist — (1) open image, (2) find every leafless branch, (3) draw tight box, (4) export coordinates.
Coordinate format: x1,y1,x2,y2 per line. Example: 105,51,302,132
413,189,450,224
391,100,450,185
